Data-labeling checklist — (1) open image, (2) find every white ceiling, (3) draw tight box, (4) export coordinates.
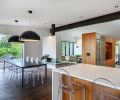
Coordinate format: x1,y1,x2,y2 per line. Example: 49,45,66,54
56,20,120,40
0,0,119,28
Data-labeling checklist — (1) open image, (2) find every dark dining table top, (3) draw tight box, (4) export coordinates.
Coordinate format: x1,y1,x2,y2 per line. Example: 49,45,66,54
4,59,46,68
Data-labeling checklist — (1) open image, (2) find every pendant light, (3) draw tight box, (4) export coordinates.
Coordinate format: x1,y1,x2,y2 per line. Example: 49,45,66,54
20,10,40,41
8,20,24,43
8,35,24,43
8,35,20,43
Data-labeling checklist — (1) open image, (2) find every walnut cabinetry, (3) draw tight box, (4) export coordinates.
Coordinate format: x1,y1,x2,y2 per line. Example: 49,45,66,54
93,83,120,100
62,77,120,100
52,64,120,100
105,37,115,67
82,32,115,67
82,32,96,65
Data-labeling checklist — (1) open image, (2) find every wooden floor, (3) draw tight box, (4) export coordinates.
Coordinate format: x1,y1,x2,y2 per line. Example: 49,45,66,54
0,68,52,100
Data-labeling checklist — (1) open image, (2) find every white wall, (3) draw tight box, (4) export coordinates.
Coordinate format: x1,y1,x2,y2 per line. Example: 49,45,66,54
24,40,43,59
0,24,50,59
43,36,56,59
116,41,120,45
56,36,61,59
74,37,82,55
56,30,82,59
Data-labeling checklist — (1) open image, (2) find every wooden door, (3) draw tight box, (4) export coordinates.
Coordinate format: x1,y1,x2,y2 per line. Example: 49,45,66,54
82,32,96,65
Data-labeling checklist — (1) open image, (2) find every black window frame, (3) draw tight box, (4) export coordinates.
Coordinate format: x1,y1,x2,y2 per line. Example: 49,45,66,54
61,41,74,56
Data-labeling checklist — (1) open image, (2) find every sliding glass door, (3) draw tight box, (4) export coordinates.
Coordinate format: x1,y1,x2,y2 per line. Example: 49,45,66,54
115,45,119,63
61,41,74,56
0,34,23,60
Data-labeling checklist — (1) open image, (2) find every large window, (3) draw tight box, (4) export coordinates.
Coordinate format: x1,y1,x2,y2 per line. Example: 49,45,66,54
115,45,119,62
61,41,74,56
0,35,23,59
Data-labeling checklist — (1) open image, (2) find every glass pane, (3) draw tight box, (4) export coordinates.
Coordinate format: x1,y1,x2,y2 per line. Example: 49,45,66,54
61,42,65,56
115,45,119,62
66,42,69,56
0,35,23,59
11,43,23,58
70,42,74,55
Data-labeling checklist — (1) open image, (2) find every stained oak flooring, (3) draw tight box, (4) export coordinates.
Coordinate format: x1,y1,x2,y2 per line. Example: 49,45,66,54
0,68,52,100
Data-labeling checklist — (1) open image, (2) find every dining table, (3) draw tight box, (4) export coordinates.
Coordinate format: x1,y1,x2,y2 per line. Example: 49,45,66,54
3,59,47,87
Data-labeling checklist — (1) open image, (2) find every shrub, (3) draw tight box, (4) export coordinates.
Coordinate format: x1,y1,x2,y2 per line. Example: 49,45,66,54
0,35,22,59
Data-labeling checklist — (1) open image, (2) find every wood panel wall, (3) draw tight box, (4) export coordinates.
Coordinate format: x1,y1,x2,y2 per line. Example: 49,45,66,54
105,37,115,67
82,32,96,65
82,33,115,67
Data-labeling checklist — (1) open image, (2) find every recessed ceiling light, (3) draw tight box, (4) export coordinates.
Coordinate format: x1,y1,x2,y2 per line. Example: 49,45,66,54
15,20,18,22
28,10,33,14
115,5,119,8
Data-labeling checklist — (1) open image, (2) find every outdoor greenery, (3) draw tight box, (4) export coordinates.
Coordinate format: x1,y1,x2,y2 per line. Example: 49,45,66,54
0,35,23,59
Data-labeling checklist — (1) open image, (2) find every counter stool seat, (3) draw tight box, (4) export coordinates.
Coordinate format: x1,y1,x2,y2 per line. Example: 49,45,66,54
57,69,86,100
93,78,120,100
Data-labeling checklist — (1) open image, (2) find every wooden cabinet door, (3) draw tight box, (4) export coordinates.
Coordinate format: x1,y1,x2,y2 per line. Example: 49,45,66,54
82,33,96,64
93,84,120,100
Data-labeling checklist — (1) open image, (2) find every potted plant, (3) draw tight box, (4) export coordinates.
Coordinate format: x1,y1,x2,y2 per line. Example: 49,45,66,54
75,55,82,63
41,54,49,63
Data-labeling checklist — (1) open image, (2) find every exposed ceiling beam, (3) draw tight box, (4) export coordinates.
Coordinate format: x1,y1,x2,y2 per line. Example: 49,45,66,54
55,11,120,32
50,24,55,35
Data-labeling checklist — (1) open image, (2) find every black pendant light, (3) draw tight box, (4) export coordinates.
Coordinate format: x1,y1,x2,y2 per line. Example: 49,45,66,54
20,10,40,41
8,35,23,43
20,31,40,41
8,20,24,43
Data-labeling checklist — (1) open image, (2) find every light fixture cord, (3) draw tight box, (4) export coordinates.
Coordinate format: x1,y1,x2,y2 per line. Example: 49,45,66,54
28,12,31,27
28,10,33,27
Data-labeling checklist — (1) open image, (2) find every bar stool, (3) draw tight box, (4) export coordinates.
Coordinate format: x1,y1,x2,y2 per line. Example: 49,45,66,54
93,78,120,100
57,69,86,100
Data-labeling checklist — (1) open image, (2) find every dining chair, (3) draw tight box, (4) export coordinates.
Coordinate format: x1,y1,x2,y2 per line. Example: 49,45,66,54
57,69,86,100
3,60,34,87
24,67,44,87
0,60,4,81
24,57,44,86
24,68,36,86
7,65,36,87
5,64,22,85
23,57,36,86
93,78,120,100
36,66,44,84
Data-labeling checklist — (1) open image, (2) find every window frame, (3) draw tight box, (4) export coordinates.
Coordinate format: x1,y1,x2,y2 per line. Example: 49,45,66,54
61,41,74,56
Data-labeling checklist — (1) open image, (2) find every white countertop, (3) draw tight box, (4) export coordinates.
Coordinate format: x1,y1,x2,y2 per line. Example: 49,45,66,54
47,61,68,65
53,64,120,90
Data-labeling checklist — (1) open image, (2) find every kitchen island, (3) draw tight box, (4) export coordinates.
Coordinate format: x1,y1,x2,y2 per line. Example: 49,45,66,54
52,64,120,100
47,61,76,69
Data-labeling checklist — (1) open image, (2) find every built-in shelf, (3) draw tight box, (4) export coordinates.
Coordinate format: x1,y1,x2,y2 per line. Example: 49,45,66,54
105,42,112,60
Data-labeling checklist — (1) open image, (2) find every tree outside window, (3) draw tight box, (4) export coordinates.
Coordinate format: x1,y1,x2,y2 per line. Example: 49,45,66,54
0,35,23,59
